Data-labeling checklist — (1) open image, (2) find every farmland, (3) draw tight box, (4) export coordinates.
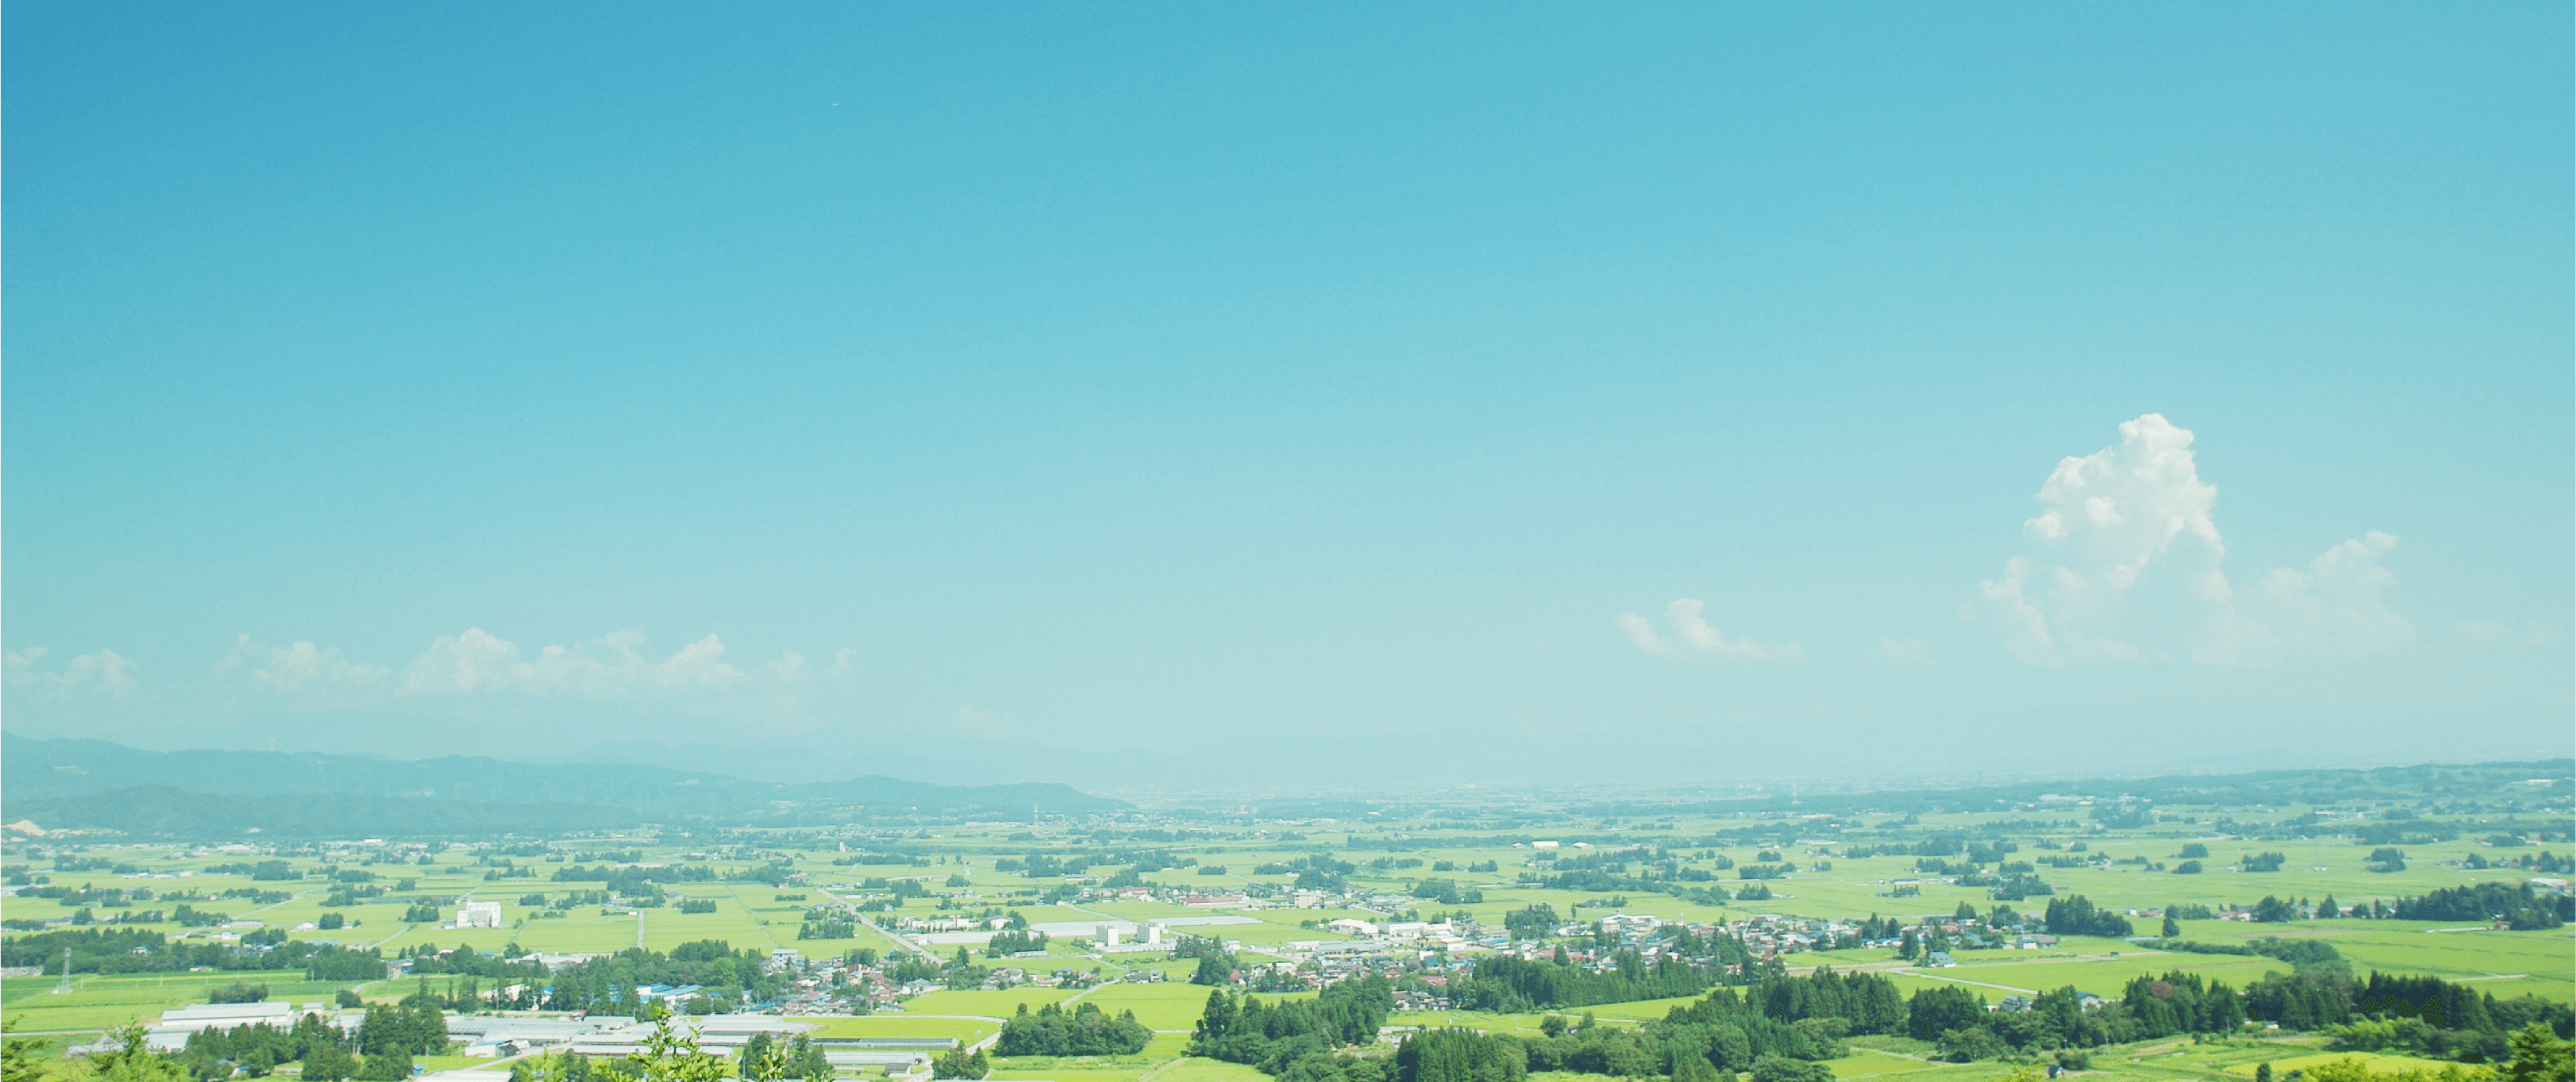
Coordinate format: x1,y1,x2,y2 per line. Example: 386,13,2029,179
1,759,2568,1082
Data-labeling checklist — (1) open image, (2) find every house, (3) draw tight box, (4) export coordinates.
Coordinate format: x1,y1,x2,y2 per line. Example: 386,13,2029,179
1925,951,1956,967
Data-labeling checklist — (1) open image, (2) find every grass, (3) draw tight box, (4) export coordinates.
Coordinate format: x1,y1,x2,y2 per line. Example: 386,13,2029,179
987,1071,1159,1082
2,790,2566,1079
1077,983,1231,1030
1149,1059,1273,1082
2218,1053,2463,1077
900,987,1084,1018
0,974,368,1033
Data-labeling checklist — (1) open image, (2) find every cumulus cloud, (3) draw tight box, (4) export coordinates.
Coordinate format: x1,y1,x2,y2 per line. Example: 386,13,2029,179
1616,600,1799,661
399,627,750,698
216,635,389,696
3,647,138,697
1977,414,2413,667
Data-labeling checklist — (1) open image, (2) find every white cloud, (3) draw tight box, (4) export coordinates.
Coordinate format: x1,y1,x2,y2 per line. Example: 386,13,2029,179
1616,600,1798,661
1978,414,2412,667
1868,636,1932,665
216,635,390,696
1614,612,1673,656
650,634,744,690
3,647,138,697
399,628,746,698
2196,531,2416,665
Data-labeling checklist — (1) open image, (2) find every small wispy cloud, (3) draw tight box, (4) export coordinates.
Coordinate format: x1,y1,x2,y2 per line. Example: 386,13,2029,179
1615,600,1799,661
1614,612,1672,656
399,627,755,698
218,635,389,697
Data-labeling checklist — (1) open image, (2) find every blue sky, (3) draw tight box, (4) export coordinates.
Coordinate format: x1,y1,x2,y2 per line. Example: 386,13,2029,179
6,3,2568,785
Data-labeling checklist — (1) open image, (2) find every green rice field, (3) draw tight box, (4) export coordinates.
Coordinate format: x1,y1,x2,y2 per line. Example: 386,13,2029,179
1,766,2565,1082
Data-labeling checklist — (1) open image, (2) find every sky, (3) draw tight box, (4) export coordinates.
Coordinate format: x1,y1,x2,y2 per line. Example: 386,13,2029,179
5,3,2570,788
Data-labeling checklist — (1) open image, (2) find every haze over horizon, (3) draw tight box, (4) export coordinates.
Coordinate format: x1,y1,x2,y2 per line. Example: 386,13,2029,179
6,5,2569,788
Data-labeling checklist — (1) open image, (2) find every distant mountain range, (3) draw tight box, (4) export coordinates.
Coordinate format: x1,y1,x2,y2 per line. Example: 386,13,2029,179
0,733,1126,837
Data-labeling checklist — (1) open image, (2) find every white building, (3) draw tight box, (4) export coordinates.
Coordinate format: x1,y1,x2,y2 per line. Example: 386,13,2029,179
457,901,504,929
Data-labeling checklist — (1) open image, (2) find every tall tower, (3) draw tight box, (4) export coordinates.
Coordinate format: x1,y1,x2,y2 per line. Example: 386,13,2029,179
54,947,72,994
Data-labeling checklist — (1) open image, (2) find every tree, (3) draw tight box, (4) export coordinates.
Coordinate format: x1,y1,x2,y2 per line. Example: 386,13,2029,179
1750,1056,1835,1082
1672,1053,1723,1082
355,1054,411,1082
783,1037,830,1082
5,1019,54,1082
509,1052,590,1082
996,1003,1151,1057
2161,915,2182,938
1503,906,1559,940
1954,903,1978,922
86,1026,188,1082
2504,1023,2573,1082
2315,895,2340,920
736,1032,822,1082
1908,987,1984,1041
1191,953,1235,987
2257,1063,2274,1082
1394,1029,1524,1082
593,1020,726,1082
1539,1015,1567,1039
2043,896,2133,938
930,1049,987,1080
209,982,269,1005
736,1033,777,1077
302,1040,357,1082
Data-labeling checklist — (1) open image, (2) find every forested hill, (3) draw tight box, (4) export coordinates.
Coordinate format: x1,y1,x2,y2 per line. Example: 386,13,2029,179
1,733,1127,832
